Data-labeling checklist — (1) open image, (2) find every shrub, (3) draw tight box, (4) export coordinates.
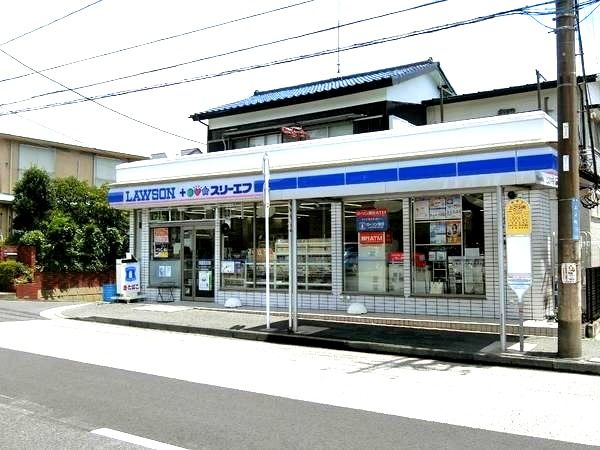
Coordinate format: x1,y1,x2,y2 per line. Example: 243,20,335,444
0,261,33,291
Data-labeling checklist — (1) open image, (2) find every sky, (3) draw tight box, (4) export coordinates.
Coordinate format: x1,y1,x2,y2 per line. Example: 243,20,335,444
0,0,598,158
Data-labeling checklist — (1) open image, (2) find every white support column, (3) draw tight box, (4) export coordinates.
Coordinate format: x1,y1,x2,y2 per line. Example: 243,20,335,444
140,209,150,294
128,211,135,256
214,206,221,304
403,198,412,299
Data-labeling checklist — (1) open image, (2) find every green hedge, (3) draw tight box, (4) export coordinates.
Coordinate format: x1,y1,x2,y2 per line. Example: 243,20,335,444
0,261,32,291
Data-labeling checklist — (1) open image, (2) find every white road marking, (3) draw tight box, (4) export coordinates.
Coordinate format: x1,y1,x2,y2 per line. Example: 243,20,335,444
0,319,599,446
39,304,89,319
91,428,187,450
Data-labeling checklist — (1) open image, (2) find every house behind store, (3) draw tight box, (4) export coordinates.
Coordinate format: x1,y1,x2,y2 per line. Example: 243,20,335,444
108,58,600,323
0,134,145,243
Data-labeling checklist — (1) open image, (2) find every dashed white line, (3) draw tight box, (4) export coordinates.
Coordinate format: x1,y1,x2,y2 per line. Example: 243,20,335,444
91,428,188,450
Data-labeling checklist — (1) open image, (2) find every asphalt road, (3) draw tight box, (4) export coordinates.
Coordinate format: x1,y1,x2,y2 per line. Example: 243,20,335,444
0,300,79,322
0,301,598,449
0,349,594,449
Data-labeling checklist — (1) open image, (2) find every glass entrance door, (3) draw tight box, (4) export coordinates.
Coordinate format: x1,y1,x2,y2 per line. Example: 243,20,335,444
182,227,215,301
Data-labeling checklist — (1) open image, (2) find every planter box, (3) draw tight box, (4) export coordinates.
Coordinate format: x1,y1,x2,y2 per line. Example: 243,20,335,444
15,281,41,300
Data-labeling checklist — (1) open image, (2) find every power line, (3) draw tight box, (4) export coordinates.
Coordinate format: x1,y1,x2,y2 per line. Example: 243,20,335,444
0,0,316,85
580,1,600,20
0,105,85,144
1,0,448,107
0,0,104,46
0,47,205,145
0,0,583,117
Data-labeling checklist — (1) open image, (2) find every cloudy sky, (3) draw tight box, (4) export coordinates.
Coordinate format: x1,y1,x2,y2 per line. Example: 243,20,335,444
0,0,598,157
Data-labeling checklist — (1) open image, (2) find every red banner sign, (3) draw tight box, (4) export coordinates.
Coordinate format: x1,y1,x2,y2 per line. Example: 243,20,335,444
359,231,392,245
356,208,388,218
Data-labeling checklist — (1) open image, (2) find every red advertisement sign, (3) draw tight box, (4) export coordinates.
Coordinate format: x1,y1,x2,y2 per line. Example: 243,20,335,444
356,208,388,218
388,251,404,263
359,231,392,245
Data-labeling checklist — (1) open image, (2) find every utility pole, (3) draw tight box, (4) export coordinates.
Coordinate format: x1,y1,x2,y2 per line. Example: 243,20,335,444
556,0,582,358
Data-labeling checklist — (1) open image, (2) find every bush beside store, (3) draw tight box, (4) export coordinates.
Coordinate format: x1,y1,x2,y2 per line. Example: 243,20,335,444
0,260,33,291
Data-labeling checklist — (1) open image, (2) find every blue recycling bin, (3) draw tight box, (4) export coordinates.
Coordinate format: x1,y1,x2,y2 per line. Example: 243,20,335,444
102,283,116,302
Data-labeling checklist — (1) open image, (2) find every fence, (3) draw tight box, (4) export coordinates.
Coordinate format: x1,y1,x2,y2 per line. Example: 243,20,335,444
584,266,600,322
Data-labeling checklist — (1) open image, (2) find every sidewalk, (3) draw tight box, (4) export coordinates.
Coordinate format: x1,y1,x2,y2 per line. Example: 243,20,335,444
59,301,600,375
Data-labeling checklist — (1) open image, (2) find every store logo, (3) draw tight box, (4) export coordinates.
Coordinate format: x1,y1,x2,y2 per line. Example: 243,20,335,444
125,266,137,282
125,187,176,202
178,183,253,198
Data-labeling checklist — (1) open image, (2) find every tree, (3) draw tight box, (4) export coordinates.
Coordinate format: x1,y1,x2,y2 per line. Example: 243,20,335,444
13,169,129,273
11,166,52,235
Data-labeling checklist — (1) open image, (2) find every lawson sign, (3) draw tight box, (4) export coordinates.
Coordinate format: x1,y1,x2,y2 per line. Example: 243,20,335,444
108,176,260,207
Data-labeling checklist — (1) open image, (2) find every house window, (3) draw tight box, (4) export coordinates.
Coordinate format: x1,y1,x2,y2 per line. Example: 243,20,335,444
232,133,281,149
94,156,122,186
305,121,353,140
18,144,56,179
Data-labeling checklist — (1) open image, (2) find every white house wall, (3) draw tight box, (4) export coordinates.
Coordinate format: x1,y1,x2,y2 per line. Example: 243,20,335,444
426,89,558,124
387,75,441,104
208,89,388,130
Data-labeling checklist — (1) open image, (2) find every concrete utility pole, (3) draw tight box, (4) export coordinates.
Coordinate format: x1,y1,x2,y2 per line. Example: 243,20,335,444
556,0,582,358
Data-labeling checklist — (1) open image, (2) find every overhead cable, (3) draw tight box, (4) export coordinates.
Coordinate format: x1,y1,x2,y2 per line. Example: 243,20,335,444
1,0,448,106
0,0,316,84
3,0,593,117
0,0,104,46
0,47,205,145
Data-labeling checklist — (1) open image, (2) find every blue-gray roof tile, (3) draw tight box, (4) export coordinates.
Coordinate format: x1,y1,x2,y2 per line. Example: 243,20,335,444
191,59,447,120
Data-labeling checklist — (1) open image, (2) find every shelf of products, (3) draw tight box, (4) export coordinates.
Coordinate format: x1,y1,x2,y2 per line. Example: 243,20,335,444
276,238,332,290
221,238,332,290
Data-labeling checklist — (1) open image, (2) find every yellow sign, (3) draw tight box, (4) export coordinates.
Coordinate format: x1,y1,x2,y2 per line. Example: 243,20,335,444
505,198,532,236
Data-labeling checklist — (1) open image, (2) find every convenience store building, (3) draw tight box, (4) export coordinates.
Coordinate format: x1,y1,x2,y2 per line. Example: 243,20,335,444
108,61,564,321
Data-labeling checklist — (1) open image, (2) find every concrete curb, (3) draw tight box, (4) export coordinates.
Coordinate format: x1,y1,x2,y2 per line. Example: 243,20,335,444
71,316,600,376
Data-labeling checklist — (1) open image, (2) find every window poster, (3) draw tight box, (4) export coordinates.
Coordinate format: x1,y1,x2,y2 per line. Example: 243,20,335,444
154,242,169,258
414,200,430,220
153,227,169,243
430,222,446,244
445,195,462,219
429,197,447,219
446,220,461,244
158,265,172,277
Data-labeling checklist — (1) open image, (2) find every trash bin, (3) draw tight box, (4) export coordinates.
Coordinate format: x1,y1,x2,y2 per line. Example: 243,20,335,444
102,283,116,302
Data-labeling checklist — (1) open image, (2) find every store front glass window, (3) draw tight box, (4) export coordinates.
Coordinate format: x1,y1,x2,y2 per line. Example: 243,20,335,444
296,202,332,291
221,201,332,291
343,200,403,293
149,226,181,287
412,194,485,296
220,203,288,290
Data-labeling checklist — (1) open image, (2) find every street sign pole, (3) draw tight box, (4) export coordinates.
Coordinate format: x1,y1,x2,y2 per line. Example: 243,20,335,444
496,186,507,352
263,152,272,330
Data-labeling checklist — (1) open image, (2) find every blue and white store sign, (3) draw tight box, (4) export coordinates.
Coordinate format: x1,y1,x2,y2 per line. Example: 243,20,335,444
108,176,261,208
108,147,558,209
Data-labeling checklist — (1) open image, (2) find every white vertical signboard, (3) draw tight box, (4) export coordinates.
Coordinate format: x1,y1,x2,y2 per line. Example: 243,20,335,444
505,198,532,302
504,198,532,352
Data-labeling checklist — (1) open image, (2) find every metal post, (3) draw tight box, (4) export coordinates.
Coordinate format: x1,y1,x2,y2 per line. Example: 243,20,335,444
556,0,582,358
263,153,272,330
288,200,292,330
496,185,507,351
519,303,524,352
291,199,298,332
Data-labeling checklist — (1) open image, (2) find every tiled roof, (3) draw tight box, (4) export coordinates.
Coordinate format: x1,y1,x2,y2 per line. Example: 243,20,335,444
191,59,447,120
